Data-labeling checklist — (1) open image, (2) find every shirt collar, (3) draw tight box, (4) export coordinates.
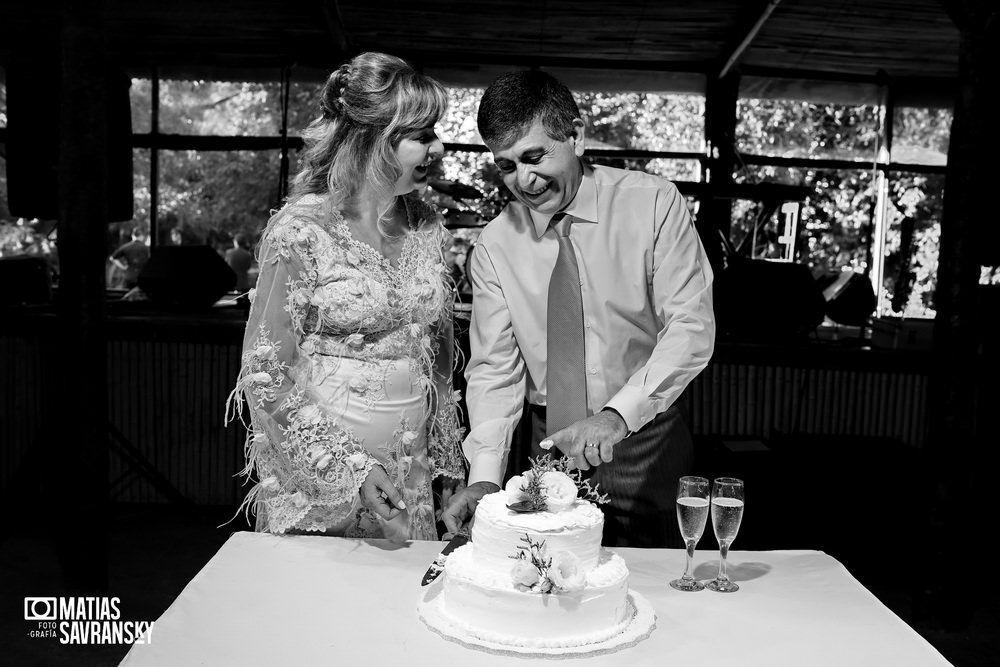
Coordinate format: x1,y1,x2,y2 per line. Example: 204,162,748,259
529,162,599,238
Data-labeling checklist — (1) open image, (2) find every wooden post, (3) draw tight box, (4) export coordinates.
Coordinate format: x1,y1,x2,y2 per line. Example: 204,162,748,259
927,0,998,630
697,73,739,275
700,72,740,275
55,0,110,593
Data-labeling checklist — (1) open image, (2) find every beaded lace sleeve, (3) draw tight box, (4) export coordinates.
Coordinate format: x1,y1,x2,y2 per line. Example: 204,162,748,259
226,212,377,534
426,219,467,481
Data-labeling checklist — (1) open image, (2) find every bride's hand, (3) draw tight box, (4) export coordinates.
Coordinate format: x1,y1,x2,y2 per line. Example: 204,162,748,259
360,465,406,520
439,476,466,512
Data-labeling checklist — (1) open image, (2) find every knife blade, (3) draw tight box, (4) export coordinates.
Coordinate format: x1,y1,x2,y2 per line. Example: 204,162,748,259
421,529,470,586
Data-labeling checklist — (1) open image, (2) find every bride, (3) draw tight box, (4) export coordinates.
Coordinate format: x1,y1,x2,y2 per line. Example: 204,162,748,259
228,52,465,540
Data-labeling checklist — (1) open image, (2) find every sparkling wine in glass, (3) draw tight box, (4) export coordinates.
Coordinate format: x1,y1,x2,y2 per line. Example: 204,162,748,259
669,476,710,592
706,477,744,593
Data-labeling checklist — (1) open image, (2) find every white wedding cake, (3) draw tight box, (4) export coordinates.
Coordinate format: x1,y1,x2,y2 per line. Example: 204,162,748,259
425,463,644,650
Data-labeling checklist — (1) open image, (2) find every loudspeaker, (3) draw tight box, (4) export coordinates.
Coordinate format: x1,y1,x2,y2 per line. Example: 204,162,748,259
715,259,826,342
138,246,237,308
0,256,53,306
5,55,134,221
820,270,876,326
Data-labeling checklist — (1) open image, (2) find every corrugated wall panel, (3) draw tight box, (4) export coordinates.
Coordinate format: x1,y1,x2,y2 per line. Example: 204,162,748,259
3,331,930,505
687,363,928,446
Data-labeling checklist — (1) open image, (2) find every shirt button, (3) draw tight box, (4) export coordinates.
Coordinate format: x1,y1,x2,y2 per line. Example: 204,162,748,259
589,368,597,375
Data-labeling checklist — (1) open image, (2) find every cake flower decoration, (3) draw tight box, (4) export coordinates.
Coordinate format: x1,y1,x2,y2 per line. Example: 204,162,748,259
505,454,609,513
509,534,585,594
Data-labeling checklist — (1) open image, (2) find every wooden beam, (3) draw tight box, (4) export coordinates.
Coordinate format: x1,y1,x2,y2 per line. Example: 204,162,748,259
56,0,110,594
320,0,350,55
926,0,1000,629
936,0,967,30
718,0,783,79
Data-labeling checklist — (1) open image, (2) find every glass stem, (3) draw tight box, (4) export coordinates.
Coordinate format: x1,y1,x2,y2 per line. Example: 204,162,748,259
684,539,696,578
718,541,730,581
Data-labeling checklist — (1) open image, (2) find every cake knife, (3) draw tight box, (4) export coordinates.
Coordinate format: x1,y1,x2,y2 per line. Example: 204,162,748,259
420,528,470,586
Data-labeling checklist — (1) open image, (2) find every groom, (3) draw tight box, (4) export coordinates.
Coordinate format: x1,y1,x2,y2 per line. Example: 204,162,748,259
442,71,715,547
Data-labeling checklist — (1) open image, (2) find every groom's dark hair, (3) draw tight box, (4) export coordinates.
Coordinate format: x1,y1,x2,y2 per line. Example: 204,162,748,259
477,70,581,150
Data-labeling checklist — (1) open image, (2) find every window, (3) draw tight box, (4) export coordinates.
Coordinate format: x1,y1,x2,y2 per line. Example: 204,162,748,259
736,98,879,161
120,76,300,291
580,92,705,154
158,80,284,136
880,172,943,318
892,106,950,166
157,149,280,246
0,74,11,227
733,165,876,275
736,96,947,319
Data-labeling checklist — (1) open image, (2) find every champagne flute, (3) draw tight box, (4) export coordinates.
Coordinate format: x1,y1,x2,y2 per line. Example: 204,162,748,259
706,477,744,593
669,476,710,592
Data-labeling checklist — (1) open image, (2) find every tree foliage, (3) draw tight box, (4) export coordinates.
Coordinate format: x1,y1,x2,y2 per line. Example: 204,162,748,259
0,77,951,316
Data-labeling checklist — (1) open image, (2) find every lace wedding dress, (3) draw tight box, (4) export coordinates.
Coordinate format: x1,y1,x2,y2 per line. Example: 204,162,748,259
227,193,465,540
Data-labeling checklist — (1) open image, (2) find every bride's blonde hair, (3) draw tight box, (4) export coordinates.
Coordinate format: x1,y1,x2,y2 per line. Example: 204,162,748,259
290,52,448,207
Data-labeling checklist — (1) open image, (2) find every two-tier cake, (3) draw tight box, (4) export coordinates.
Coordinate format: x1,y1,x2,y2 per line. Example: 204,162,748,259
420,461,655,652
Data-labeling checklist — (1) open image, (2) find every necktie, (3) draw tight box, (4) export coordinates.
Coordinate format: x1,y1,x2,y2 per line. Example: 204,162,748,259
546,214,588,434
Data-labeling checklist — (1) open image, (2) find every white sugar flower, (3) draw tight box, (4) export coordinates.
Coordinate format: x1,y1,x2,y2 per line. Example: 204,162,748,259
505,475,528,502
541,471,578,512
548,551,585,592
511,559,540,590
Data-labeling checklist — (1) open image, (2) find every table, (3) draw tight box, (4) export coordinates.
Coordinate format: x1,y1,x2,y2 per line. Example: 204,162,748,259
120,532,951,666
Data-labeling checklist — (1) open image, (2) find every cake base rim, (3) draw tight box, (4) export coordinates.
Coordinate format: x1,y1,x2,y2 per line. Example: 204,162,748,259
418,583,656,657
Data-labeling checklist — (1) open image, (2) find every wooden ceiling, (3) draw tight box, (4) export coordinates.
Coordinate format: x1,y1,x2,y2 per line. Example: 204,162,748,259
0,0,960,92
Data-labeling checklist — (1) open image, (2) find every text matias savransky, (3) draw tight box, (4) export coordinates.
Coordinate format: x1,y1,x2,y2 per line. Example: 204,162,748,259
24,596,154,645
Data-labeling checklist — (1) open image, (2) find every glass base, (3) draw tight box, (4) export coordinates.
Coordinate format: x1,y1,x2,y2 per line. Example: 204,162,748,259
706,578,739,593
669,576,705,592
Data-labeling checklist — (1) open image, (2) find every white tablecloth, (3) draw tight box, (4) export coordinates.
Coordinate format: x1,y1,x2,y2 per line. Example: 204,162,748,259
120,532,951,666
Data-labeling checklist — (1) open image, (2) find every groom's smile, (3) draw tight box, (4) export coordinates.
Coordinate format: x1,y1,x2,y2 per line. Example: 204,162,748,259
489,118,586,215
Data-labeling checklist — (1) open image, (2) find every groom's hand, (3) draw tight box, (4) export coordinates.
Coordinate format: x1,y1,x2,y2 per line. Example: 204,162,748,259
441,481,499,537
539,410,628,471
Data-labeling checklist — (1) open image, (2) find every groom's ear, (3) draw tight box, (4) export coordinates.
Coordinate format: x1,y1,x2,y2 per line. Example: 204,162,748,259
569,119,586,157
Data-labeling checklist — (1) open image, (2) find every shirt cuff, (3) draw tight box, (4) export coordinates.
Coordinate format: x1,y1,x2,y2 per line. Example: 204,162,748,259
604,384,657,434
467,451,506,487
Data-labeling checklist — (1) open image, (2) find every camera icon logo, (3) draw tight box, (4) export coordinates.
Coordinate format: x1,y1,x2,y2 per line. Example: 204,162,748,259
24,597,57,621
